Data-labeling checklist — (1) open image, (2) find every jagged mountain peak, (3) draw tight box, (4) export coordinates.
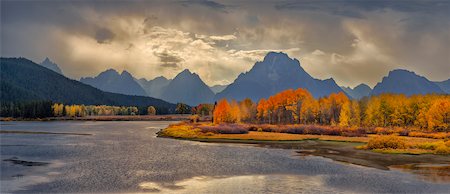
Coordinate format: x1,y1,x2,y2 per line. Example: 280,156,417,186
39,57,63,75
42,57,52,63
216,52,345,101
161,69,214,106
371,69,444,96
120,70,133,77
80,68,147,96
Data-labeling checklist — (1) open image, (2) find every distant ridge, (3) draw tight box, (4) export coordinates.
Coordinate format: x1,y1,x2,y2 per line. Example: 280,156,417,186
371,69,445,96
160,69,215,106
80,69,147,96
341,84,372,99
137,76,171,99
435,79,450,94
210,84,228,94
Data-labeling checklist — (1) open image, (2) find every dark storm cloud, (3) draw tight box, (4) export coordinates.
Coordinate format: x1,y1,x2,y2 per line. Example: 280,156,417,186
275,0,450,16
1,0,449,86
95,28,115,44
160,63,181,69
180,0,229,12
155,51,184,69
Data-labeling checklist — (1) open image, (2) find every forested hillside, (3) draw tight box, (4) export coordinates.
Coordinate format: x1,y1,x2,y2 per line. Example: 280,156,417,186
0,58,176,113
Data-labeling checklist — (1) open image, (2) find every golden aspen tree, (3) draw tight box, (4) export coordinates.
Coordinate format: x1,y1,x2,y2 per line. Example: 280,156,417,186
426,98,450,131
257,98,267,123
339,101,351,127
213,99,232,124
147,106,157,115
230,100,241,123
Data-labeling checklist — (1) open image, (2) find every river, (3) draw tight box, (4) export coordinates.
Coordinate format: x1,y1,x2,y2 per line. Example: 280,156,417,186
1,121,449,193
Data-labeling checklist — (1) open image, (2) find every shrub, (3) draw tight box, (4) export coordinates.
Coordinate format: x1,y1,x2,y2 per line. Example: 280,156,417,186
160,123,201,138
434,143,450,155
416,142,440,150
189,115,200,123
366,135,408,149
408,132,450,139
198,124,249,134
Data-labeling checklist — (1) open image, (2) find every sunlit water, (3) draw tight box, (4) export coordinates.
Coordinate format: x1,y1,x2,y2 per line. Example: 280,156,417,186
1,121,449,193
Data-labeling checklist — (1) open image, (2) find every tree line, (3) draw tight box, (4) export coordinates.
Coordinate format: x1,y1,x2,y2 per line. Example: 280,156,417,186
0,101,53,118
0,101,162,118
213,88,450,132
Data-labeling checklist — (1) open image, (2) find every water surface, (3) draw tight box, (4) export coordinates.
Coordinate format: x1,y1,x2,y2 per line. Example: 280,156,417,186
1,121,449,193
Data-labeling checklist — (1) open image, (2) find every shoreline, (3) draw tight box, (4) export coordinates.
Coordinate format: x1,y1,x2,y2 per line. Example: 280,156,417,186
0,114,192,122
158,134,450,171
157,121,450,171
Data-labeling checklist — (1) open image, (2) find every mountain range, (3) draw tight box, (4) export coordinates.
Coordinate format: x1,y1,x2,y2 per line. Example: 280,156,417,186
0,58,177,113
82,69,214,106
80,69,147,96
64,52,450,104
2,52,448,108
215,52,346,101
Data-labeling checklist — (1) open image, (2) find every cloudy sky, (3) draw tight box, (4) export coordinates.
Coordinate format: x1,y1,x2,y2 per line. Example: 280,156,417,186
1,0,449,88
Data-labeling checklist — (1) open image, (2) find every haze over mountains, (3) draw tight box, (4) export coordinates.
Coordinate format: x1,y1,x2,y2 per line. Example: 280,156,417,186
210,85,228,94
2,52,448,108
341,84,372,99
434,79,450,94
137,76,171,99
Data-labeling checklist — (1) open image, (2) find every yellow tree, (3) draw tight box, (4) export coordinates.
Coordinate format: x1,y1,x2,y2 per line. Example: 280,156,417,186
328,92,349,125
52,103,64,117
213,99,232,124
426,98,450,131
239,98,253,122
230,100,241,123
339,101,351,127
350,100,361,126
257,98,267,123
147,106,156,115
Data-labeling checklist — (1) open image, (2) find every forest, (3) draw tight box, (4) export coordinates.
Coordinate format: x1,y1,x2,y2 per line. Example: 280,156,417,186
212,88,450,132
0,101,192,118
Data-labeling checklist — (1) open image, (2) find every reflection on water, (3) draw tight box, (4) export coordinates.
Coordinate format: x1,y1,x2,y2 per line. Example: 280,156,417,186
139,175,346,194
1,175,50,193
390,163,450,183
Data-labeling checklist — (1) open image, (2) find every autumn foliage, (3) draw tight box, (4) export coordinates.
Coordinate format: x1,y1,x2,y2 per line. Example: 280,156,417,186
213,88,450,132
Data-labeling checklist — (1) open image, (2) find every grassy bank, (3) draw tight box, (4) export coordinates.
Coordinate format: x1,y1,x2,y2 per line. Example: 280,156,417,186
158,122,450,155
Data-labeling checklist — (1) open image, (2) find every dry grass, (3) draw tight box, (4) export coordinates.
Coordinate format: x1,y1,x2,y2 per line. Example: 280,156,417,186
158,122,201,138
363,135,450,155
408,132,450,139
159,122,450,155
366,135,408,149
198,131,370,142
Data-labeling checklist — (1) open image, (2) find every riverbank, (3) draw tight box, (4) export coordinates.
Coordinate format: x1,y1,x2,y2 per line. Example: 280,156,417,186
158,122,450,170
0,114,192,122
